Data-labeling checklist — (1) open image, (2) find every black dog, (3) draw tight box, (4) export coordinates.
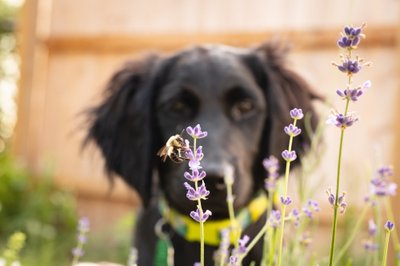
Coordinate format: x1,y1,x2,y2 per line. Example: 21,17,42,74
86,42,318,265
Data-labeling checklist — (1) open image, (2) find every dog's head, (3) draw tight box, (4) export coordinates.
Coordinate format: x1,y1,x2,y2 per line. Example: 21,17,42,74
86,42,318,218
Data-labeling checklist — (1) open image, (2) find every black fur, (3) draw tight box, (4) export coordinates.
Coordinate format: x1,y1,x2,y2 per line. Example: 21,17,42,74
86,42,318,265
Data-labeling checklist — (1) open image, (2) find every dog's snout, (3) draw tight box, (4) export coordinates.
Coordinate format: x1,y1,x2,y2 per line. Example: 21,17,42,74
203,162,234,190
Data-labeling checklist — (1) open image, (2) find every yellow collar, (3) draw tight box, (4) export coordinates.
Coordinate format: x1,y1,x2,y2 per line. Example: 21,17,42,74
159,192,268,246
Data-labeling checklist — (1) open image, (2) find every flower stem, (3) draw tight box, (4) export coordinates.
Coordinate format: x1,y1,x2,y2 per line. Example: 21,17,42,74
385,198,400,256
382,229,391,266
226,179,241,250
328,91,351,266
193,137,205,266
276,119,297,266
328,126,345,266
333,205,368,264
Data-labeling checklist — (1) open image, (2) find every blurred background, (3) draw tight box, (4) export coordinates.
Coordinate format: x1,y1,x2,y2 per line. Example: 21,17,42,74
1,0,400,265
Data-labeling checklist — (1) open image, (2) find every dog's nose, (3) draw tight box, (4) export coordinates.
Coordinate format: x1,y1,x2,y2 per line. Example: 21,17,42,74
203,163,233,191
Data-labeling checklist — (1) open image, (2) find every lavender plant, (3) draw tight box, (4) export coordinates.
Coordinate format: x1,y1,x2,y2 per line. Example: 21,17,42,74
71,217,90,266
327,23,371,266
382,221,395,266
183,124,211,266
276,108,304,266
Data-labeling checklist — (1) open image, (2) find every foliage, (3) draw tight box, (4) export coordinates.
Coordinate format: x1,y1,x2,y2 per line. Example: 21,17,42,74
0,151,78,265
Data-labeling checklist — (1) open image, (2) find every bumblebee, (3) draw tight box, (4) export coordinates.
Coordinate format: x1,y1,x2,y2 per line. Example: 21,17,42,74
157,134,190,163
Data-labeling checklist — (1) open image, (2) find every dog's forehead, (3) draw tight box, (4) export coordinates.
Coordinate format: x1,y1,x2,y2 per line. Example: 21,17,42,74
166,44,252,79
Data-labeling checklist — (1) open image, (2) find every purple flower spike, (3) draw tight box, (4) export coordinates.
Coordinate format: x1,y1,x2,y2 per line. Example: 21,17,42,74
377,165,394,178
280,196,292,205
326,188,335,206
289,108,304,120
338,24,366,49
336,59,361,74
263,155,280,187
268,210,281,228
281,150,297,162
237,235,250,254
186,124,208,139
78,217,90,232
326,188,347,213
217,229,230,260
370,178,397,197
229,256,238,266
190,208,212,223
263,155,279,173
184,169,206,182
72,247,84,258
291,209,300,226
337,36,352,49
284,123,302,137
184,181,210,201
326,111,358,128
368,219,377,236
385,220,395,232
363,240,379,251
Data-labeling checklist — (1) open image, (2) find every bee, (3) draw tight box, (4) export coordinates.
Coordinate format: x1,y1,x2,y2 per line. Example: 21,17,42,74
157,133,190,163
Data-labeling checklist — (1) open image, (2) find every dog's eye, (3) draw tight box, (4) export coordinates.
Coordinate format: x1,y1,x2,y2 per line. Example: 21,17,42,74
166,97,196,118
231,98,256,120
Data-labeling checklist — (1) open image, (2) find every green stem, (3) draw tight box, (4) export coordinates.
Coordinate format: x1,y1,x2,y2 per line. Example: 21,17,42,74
333,206,368,264
226,179,241,250
328,94,350,266
238,223,269,263
193,137,205,266
269,228,279,266
261,190,276,266
385,198,400,255
382,230,391,266
328,127,345,266
277,119,297,266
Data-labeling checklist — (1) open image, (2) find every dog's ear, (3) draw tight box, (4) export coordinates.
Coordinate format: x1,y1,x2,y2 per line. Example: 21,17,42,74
85,56,159,206
243,42,320,169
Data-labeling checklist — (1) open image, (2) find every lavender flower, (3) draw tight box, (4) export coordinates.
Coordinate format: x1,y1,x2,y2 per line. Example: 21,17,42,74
186,146,204,170
190,208,212,223
216,229,230,263
363,240,379,251
263,155,279,177
337,24,366,49
326,111,358,128
281,150,297,162
369,165,397,197
263,155,280,190
72,247,84,258
71,217,90,264
334,59,361,74
280,196,292,205
284,123,302,137
368,219,377,236
302,200,320,219
385,220,395,232
370,178,397,197
268,210,281,228
290,108,304,120
186,124,208,139
184,181,210,201
229,256,239,266
377,165,394,177
291,209,301,226
336,80,371,102
184,169,207,182
326,188,347,214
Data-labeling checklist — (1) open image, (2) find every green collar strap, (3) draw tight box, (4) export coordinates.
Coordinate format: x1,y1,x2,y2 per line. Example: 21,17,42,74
159,192,268,246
